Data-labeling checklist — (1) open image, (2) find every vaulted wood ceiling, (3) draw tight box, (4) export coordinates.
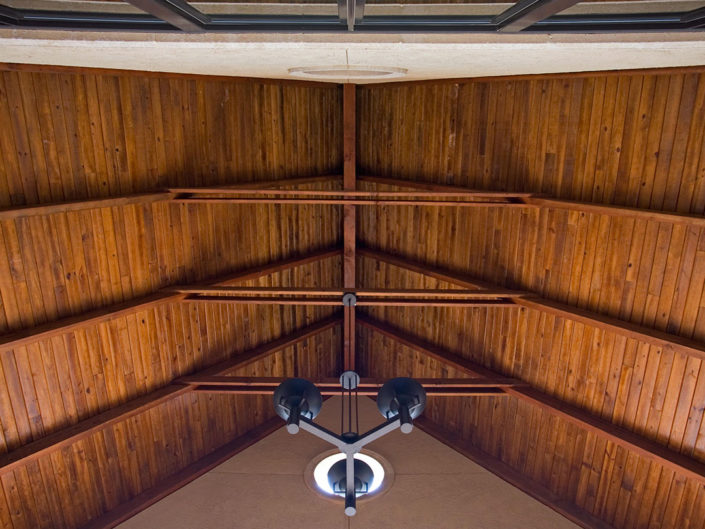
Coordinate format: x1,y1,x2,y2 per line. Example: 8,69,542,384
0,63,704,529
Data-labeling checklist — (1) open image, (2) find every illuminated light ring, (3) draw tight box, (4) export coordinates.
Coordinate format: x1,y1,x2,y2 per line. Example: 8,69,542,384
313,453,385,496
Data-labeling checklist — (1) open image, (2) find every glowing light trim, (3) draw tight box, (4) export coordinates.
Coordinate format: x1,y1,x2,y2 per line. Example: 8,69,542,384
313,453,385,496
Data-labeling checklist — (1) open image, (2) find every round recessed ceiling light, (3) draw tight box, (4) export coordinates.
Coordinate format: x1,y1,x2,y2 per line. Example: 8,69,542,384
313,453,385,496
288,66,407,80
305,449,394,503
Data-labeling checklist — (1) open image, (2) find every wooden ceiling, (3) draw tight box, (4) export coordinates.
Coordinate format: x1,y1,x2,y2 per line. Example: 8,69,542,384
0,62,704,529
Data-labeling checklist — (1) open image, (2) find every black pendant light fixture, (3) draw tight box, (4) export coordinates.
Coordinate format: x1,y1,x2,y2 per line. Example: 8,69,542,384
273,371,426,516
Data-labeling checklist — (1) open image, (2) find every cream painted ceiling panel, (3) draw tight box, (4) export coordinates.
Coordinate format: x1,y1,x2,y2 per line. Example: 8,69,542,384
118,397,579,529
1,30,705,83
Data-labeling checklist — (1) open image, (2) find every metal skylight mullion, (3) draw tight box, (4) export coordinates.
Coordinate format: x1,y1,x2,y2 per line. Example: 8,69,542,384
337,0,365,31
527,11,695,32
0,4,21,24
125,0,210,31
6,9,171,30
2,0,705,32
493,0,581,32
681,6,705,27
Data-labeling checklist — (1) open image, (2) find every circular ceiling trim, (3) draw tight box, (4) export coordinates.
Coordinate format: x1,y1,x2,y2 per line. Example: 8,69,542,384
288,65,408,80
303,448,395,503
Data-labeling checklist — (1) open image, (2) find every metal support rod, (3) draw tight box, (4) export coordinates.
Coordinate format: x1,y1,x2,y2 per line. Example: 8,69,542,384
290,406,407,517
355,0,366,24
298,417,345,447
294,414,405,518
337,0,347,25
298,416,402,454
345,453,356,516
335,0,362,30
398,404,413,434
286,405,301,434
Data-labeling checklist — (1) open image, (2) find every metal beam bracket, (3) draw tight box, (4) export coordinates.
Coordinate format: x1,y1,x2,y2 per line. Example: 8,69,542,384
343,293,357,306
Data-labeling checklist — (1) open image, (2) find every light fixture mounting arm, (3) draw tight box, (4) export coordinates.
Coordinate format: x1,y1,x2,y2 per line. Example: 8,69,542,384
297,415,402,516
298,415,402,455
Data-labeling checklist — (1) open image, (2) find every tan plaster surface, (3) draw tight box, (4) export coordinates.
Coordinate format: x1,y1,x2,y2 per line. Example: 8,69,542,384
118,396,580,529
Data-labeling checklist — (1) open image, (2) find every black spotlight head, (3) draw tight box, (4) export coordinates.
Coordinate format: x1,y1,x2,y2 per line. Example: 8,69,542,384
327,458,375,497
273,378,322,432
376,377,426,432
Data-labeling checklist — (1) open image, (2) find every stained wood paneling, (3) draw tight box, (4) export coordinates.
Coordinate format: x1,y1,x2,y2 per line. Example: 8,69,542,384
3,64,705,529
0,299,340,452
358,325,705,529
0,327,341,529
356,69,705,529
358,312,705,459
0,67,343,529
358,73,705,215
0,199,341,334
358,207,705,342
0,70,341,208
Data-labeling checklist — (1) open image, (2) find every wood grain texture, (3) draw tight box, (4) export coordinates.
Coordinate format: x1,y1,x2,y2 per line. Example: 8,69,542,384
0,70,341,208
360,247,705,359
2,64,705,529
0,324,341,529
358,73,705,215
0,68,343,529
0,315,339,476
355,70,705,529
78,416,283,529
417,416,618,529
358,319,705,529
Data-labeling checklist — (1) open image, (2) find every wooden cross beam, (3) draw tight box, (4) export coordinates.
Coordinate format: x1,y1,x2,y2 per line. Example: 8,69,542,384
168,188,536,198
359,176,705,228
173,197,531,207
183,296,515,307
179,375,523,396
170,181,705,226
170,287,524,298
0,175,337,221
173,286,519,307
3,174,703,227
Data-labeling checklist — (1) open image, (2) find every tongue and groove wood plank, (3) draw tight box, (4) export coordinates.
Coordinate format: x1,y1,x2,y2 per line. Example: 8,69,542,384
0,70,343,529
354,70,705,529
2,65,705,529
